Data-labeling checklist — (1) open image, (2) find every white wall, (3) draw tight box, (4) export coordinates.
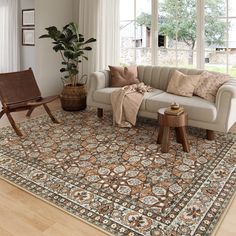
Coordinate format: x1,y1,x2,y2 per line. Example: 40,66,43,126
20,0,36,72
35,0,74,96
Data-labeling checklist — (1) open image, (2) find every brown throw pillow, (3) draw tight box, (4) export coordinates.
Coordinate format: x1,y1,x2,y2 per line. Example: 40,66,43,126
167,70,201,97
109,65,140,87
194,71,230,102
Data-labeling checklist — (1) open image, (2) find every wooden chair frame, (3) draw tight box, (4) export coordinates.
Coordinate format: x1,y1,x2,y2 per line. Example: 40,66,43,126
0,68,59,136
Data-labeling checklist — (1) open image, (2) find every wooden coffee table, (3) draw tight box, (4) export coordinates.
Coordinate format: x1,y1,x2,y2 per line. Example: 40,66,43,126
157,108,190,153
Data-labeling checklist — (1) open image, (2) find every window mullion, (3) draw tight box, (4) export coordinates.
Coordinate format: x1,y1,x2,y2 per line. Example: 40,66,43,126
151,0,158,65
197,0,204,69
134,0,137,63
226,0,229,74
175,1,178,67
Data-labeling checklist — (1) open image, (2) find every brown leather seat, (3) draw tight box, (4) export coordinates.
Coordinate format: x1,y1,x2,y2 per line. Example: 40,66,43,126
0,68,59,136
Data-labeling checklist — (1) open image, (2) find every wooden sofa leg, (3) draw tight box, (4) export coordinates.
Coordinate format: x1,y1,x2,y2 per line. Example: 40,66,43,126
206,129,215,140
97,108,103,118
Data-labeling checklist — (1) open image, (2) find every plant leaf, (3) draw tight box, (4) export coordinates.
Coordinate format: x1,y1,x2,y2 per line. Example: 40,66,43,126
82,56,88,60
82,46,92,51
83,38,96,44
60,68,67,72
64,50,74,59
53,44,65,52
39,34,50,39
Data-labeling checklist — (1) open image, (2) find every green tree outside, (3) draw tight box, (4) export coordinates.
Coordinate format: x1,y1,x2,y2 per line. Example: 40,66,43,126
136,0,228,64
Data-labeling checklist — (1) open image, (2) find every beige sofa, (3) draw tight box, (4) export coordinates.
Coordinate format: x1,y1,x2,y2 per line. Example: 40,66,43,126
87,66,236,133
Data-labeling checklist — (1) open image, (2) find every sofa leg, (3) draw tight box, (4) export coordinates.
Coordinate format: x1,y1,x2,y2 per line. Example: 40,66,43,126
206,130,215,140
97,108,103,118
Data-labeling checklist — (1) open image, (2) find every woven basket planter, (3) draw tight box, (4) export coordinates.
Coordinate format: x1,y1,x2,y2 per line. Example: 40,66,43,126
60,84,86,111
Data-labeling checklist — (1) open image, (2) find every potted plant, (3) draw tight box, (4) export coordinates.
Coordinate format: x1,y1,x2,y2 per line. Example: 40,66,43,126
39,22,96,111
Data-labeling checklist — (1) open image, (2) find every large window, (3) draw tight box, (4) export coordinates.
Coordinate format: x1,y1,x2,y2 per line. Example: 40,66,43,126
120,0,236,76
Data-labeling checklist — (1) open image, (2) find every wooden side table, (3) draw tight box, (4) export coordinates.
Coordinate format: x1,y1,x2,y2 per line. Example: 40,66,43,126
157,108,190,153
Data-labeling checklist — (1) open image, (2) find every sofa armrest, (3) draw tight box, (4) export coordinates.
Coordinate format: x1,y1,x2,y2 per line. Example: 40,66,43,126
215,79,236,131
216,79,236,105
88,71,110,90
87,70,110,107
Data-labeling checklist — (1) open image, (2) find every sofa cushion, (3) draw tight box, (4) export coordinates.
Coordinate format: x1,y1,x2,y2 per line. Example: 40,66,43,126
194,71,230,102
145,92,217,122
141,89,164,110
93,88,163,110
109,65,140,87
137,66,203,91
167,70,201,97
93,87,120,105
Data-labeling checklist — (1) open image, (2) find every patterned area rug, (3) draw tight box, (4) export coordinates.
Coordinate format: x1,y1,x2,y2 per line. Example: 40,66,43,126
0,109,236,236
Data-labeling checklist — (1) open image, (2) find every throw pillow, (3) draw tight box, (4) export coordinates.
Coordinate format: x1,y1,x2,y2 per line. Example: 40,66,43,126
167,70,201,97
194,71,230,102
109,65,140,87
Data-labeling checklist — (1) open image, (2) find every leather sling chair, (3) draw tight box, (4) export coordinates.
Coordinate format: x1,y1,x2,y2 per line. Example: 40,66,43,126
0,68,59,136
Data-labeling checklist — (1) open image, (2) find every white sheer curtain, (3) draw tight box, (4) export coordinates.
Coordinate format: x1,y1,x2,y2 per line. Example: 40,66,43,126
74,0,120,76
0,0,19,73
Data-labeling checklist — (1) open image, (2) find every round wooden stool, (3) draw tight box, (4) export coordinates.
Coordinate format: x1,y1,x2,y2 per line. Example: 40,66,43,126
157,108,190,153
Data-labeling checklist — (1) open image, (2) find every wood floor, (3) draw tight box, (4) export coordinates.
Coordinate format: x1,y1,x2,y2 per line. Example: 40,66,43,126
0,100,235,236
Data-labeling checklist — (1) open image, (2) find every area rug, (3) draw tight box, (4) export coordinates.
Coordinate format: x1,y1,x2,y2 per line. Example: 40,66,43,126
0,109,235,236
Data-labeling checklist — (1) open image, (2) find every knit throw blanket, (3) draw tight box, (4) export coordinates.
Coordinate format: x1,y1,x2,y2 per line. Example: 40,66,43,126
111,82,152,127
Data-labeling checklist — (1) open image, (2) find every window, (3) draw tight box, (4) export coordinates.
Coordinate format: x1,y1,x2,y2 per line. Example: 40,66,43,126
157,0,197,67
120,0,152,65
120,0,236,76
204,0,236,76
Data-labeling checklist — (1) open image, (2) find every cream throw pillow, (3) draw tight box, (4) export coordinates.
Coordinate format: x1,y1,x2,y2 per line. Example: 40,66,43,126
167,70,201,97
194,71,229,102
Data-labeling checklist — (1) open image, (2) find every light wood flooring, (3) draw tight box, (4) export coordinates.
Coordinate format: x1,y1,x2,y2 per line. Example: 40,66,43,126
0,99,235,236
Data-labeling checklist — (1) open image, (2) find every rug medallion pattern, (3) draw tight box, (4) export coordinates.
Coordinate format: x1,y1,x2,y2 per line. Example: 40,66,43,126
0,110,235,236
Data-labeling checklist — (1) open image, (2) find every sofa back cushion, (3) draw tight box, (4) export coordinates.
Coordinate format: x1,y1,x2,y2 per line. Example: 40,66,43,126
137,66,203,91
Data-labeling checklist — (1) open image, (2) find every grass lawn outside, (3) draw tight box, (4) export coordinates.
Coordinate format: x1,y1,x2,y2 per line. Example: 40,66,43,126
179,64,236,77
205,66,236,77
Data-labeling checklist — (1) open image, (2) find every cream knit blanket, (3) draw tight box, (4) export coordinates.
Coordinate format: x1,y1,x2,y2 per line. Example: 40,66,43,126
111,82,152,127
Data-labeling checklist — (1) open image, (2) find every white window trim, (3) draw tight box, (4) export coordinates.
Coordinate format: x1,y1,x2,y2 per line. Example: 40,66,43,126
197,0,205,69
134,0,137,63
151,0,158,65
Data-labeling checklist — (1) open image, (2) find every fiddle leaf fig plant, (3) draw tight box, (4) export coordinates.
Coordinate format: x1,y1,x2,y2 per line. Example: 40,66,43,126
39,22,96,86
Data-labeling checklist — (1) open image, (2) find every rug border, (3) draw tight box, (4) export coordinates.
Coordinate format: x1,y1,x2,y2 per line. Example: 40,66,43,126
0,175,113,236
1,166,236,236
